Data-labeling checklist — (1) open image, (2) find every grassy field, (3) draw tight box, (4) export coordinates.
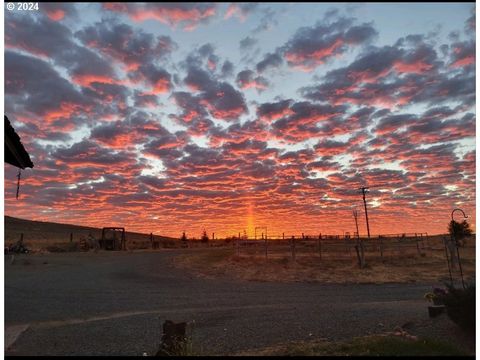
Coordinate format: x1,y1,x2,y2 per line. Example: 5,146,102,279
174,236,475,284
233,334,468,356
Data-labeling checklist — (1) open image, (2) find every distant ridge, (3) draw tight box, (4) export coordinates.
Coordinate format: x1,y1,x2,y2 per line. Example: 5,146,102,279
4,215,177,242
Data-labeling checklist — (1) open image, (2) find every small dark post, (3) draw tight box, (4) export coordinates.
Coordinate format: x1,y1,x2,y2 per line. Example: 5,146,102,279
70,233,73,243
415,236,421,255
20,233,24,244
282,232,285,240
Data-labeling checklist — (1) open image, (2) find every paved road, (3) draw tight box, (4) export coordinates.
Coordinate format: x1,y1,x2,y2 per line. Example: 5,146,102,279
5,250,436,355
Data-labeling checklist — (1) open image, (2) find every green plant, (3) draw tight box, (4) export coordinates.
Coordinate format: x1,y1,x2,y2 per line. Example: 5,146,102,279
424,287,448,305
443,283,475,333
424,292,435,302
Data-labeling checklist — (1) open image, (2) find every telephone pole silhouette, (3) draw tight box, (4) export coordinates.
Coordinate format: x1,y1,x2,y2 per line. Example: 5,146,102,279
359,186,371,238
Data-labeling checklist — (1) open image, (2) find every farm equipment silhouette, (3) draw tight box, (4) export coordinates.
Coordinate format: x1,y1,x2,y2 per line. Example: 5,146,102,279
99,227,126,250
5,235,29,254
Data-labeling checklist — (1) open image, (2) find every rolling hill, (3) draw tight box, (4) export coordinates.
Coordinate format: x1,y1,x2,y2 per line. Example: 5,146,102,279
4,215,178,250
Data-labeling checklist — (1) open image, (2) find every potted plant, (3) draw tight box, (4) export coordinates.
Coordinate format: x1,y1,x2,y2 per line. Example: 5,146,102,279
442,283,475,334
424,286,448,317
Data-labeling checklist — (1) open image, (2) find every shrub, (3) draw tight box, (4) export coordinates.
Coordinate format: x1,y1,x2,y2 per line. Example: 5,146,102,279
448,220,472,246
443,283,475,334
201,230,209,243
181,232,187,242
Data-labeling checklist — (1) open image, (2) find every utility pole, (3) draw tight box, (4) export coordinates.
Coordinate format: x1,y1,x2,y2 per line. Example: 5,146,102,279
353,209,365,268
359,187,371,238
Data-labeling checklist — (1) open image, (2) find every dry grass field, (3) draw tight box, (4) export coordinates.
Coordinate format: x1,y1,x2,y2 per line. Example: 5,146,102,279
4,216,178,251
5,216,475,285
174,236,475,284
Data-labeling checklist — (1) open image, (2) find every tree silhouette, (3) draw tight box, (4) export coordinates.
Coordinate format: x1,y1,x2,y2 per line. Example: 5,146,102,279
201,229,209,243
448,220,472,246
180,231,187,242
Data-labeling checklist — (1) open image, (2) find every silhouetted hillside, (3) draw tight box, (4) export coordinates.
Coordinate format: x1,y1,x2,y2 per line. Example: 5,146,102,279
5,215,177,249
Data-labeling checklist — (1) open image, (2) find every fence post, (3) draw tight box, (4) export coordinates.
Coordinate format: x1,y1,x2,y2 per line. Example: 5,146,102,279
70,232,73,243
416,236,421,256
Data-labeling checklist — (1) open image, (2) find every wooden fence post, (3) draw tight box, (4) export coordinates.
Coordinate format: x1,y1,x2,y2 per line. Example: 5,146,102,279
70,233,73,243
416,236,421,256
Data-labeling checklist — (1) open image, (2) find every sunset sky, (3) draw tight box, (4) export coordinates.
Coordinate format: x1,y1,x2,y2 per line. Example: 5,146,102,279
4,2,476,238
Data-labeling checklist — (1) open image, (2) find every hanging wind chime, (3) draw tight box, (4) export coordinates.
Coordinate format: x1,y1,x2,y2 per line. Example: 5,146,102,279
16,169,21,200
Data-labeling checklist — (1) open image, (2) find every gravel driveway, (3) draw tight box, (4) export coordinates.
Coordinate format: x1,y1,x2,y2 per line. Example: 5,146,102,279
4,250,462,356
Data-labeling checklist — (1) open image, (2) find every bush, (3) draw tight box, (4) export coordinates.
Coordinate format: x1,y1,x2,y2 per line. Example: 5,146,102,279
443,283,475,334
201,230,209,243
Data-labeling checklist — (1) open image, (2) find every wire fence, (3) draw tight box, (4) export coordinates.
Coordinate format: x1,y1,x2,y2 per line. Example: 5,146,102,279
6,226,444,261
230,233,432,261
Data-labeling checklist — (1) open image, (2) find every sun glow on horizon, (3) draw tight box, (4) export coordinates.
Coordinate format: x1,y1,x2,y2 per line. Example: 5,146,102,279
246,202,255,238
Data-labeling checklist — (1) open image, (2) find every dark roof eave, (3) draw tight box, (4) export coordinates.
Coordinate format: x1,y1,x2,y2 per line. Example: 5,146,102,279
4,115,34,169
